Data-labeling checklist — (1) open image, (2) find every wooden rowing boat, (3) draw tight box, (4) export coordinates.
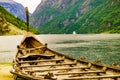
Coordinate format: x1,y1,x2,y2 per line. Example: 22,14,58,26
10,32,120,80
10,7,120,80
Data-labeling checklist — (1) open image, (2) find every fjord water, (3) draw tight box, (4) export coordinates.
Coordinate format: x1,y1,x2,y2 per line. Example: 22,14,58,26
0,34,120,65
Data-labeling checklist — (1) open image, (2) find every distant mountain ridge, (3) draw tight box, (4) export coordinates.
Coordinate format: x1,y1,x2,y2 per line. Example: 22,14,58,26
0,0,26,21
31,0,120,34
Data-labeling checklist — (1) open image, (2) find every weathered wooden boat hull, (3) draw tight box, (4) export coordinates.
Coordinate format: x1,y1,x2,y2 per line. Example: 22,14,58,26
10,32,120,80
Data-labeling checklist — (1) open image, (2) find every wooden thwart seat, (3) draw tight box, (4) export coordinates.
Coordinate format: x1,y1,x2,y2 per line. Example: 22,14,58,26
19,59,64,64
18,54,55,59
63,75,120,80
20,62,76,68
25,66,89,72
18,46,45,51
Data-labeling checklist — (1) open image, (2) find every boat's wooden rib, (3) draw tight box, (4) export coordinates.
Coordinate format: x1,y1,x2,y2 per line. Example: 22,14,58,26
25,66,89,72
63,75,120,80
37,70,105,76
18,59,64,64
55,70,105,75
20,62,76,68
18,54,55,59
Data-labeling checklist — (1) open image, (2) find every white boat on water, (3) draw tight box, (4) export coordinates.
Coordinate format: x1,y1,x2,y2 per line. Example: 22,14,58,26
73,31,77,34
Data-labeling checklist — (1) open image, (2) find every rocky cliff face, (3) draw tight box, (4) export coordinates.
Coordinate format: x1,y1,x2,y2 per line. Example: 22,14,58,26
34,0,78,14
31,0,85,27
31,0,120,34
0,0,26,21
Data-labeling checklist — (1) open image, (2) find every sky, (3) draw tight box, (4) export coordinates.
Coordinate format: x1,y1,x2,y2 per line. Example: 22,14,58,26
13,0,41,13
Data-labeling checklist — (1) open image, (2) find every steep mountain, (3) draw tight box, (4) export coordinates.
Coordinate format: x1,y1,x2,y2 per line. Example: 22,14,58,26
0,0,26,21
31,0,120,34
0,6,39,35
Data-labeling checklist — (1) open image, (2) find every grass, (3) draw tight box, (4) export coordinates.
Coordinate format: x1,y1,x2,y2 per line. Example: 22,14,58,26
0,62,12,80
4,22,26,35
0,62,12,66
0,62,24,80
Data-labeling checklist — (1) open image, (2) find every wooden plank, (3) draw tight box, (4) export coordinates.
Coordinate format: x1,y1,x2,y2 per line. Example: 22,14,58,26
55,70,105,75
20,63,76,68
18,54,55,59
37,70,105,76
63,75,120,80
24,66,89,72
19,59,64,64
10,70,42,80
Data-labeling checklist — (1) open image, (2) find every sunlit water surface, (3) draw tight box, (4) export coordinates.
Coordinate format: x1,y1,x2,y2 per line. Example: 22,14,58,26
0,34,120,66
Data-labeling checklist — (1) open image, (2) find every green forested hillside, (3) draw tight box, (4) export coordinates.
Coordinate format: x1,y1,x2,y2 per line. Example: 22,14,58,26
0,6,39,35
31,0,120,34
74,0,120,33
